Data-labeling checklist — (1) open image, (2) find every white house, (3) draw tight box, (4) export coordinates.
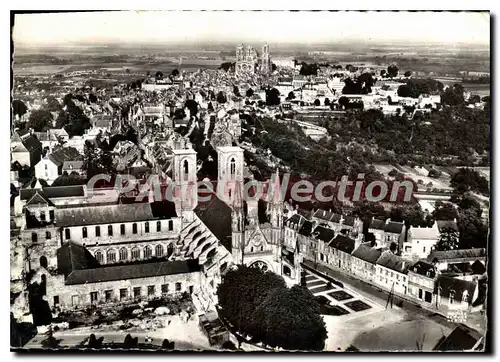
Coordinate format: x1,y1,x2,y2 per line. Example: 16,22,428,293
403,221,440,260
374,251,411,295
34,147,83,185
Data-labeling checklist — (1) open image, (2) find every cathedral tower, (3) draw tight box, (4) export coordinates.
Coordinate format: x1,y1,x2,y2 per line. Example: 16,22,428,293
261,44,270,75
172,140,198,219
216,146,244,202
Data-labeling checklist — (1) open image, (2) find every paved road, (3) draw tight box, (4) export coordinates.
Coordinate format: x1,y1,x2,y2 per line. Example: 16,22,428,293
302,260,485,333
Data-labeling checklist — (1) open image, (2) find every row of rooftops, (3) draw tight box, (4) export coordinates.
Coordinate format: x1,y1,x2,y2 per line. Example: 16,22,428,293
368,217,405,234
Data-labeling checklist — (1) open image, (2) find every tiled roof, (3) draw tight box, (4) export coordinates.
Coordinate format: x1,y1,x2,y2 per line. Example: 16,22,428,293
312,209,334,222
25,191,53,207
408,260,436,278
20,185,85,201
195,194,232,251
351,244,383,264
62,160,84,171
65,259,201,285
328,234,355,254
286,213,305,228
55,203,156,227
385,221,405,234
312,226,335,243
471,260,487,275
48,147,82,167
410,225,439,240
434,275,477,303
433,325,483,351
22,135,42,152
57,242,98,276
369,218,386,230
298,220,314,237
427,248,486,262
376,252,411,274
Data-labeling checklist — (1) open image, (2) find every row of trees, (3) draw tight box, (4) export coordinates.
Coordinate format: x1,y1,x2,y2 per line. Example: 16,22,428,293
217,265,327,351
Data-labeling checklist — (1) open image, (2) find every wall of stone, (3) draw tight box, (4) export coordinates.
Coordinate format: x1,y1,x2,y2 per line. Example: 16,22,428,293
46,271,202,310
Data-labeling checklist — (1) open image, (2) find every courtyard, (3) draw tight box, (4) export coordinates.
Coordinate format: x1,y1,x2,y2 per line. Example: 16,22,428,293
304,268,454,351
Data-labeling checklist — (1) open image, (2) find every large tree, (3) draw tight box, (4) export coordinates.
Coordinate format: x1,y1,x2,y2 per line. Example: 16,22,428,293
435,227,460,251
28,110,53,131
217,266,326,351
45,96,61,112
387,64,399,78
253,285,327,351
265,88,280,106
12,99,28,117
450,168,489,195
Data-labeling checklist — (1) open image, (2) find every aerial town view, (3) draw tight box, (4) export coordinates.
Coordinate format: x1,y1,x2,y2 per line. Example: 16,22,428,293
10,10,490,352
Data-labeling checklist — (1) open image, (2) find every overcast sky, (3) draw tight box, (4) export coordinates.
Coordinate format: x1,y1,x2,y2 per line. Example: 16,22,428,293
13,11,490,46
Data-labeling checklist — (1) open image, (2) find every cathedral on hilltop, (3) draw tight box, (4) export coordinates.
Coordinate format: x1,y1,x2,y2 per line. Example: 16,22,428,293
235,44,271,76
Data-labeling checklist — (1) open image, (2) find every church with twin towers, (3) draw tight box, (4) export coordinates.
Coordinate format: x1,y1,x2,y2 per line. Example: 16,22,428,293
235,44,271,76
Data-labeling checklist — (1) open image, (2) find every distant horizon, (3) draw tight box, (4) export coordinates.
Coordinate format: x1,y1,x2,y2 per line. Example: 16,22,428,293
13,11,490,48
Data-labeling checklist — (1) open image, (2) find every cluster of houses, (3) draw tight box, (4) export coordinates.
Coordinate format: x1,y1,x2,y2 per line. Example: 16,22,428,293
282,206,486,313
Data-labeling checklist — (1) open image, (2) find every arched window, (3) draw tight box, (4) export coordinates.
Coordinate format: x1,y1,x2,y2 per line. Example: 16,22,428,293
95,226,101,237
119,248,128,261
120,224,126,235
144,245,152,259
230,158,236,179
132,223,138,234
201,243,211,254
183,160,189,181
462,290,469,303
167,243,174,258
251,247,254,253
32,233,38,243
220,262,228,273
168,220,173,231
207,248,217,260
145,222,150,233
283,265,292,277
95,250,104,264
82,227,88,238
131,247,140,260
108,225,113,236
157,221,161,232
155,244,164,257
40,256,48,269
107,249,116,263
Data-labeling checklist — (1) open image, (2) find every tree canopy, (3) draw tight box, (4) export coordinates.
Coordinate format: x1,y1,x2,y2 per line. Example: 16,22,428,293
28,110,53,131
450,168,489,195
265,88,280,106
397,79,444,98
435,228,460,251
217,265,327,351
299,62,319,76
12,99,28,117
387,64,399,78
